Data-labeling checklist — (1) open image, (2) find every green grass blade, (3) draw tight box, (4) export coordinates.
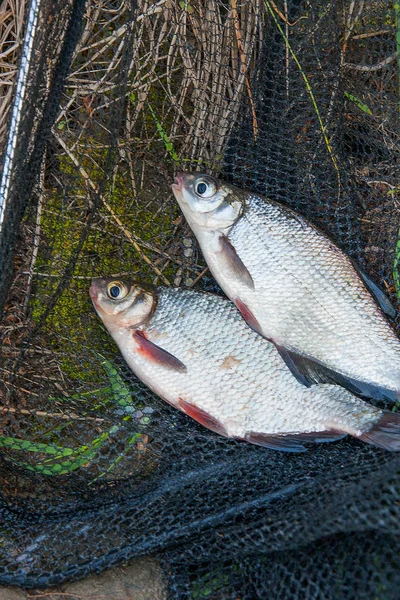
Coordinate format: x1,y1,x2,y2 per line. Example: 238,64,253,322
15,426,120,476
264,1,341,189
344,92,372,115
96,354,135,409
1,353,140,476
147,102,180,164
90,432,143,483
0,436,75,456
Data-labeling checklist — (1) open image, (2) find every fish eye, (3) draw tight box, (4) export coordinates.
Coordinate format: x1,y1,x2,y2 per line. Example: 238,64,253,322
107,281,128,300
194,177,217,198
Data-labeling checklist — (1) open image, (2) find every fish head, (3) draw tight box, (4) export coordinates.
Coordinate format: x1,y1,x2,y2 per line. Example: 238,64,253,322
171,172,244,231
90,277,156,334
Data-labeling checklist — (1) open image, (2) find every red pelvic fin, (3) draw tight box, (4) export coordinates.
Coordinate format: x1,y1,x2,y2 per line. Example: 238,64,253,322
235,298,263,336
178,399,228,436
133,330,187,373
219,234,254,289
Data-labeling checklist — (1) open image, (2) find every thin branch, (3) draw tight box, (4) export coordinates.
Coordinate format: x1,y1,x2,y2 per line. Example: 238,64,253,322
0,405,106,424
23,155,45,315
231,0,259,140
189,266,209,288
28,591,111,599
344,52,397,72
351,29,391,40
78,0,168,54
269,0,307,26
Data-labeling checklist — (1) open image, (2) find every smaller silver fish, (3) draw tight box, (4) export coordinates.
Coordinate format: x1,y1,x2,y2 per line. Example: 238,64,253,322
90,277,400,452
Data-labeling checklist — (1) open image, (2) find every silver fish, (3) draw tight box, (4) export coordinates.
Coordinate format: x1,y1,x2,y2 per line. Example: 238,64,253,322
172,172,400,402
90,277,400,452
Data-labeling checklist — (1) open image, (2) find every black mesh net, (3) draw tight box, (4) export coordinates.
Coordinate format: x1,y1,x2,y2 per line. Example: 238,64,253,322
0,0,400,597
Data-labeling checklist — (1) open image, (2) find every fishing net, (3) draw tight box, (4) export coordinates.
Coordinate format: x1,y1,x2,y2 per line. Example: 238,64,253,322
0,0,399,596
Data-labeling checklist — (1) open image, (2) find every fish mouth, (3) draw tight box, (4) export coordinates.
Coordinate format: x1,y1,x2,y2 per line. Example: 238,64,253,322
171,173,183,194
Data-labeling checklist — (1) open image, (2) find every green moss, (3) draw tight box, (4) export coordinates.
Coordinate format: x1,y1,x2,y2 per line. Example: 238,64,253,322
30,148,174,383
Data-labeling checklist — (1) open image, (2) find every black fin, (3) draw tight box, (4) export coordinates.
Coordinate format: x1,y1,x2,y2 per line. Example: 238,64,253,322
133,331,187,373
219,234,254,289
275,346,314,387
359,412,400,451
243,430,346,453
275,345,397,402
351,260,397,319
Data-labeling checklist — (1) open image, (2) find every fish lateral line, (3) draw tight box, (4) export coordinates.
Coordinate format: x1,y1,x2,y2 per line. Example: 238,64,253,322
132,330,187,373
218,234,254,289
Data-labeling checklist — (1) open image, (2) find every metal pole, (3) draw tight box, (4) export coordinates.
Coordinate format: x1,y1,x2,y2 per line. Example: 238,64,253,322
0,0,41,233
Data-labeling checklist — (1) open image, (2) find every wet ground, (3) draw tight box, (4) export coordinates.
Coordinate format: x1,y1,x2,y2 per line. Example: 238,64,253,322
0,558,165,599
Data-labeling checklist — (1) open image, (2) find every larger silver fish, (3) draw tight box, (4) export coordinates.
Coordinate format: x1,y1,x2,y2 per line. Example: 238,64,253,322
172,172,400,402
90,277,400,452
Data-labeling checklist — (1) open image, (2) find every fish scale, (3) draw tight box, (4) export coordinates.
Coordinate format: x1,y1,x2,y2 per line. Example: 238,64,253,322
229,197,400,366
171,172,400,401
90,280,400,452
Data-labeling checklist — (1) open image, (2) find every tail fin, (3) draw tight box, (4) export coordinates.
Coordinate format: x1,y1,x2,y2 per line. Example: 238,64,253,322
359,412,400,451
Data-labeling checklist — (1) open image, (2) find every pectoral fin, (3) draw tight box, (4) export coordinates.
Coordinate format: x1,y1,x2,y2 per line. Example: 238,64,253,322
219,234,254,289
351,259,397,319
133,331,187,373
275,345,397,402
243,430,346,452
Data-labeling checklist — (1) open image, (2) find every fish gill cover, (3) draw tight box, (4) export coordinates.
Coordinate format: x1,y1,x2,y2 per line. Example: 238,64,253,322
0,0,399,597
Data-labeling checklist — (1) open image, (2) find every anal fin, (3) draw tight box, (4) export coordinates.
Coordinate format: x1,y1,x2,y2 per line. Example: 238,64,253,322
133,331,187,373
243,430,346,453
219,234,254,289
